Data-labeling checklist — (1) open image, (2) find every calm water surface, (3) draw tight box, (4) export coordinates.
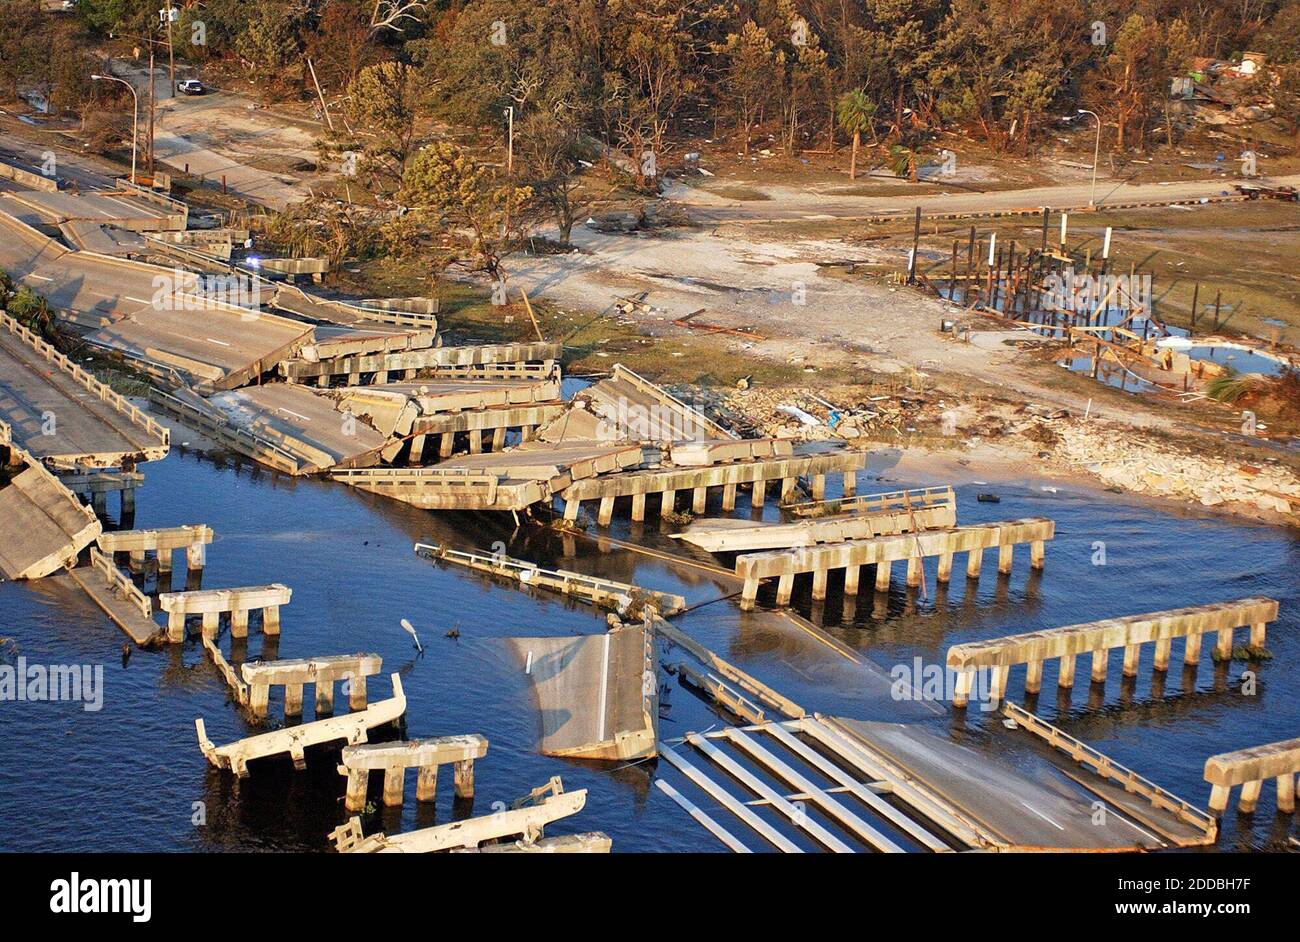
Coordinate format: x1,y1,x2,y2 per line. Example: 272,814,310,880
0,445,1296,852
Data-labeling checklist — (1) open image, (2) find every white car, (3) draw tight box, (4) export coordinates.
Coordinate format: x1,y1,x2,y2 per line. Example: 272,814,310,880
176,79,206,96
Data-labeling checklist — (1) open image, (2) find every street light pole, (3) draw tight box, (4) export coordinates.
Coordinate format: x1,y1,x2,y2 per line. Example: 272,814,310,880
1078,108,1101,207
91,74,138,184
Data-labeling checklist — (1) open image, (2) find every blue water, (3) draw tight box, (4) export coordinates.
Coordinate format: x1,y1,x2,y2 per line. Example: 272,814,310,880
0,446,1296,851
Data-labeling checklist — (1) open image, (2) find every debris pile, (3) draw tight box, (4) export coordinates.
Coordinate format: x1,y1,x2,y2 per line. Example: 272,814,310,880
715,385,944,442
1053,422,1300,517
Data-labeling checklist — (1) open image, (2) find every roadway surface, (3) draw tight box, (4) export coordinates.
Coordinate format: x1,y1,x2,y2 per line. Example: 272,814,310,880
0,319,168,467
0,208,313,386
671,172,1300,224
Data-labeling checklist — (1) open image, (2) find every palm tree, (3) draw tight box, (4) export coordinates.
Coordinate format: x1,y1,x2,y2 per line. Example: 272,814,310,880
836,89,876,180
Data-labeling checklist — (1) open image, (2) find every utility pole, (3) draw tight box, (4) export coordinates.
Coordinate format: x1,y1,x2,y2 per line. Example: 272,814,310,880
164,2,175,94
1077,109,1101,207
504,106,514,174
147,43,156,175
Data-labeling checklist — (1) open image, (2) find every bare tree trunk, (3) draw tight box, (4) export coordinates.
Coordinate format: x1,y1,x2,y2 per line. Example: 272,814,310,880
850,130,859,179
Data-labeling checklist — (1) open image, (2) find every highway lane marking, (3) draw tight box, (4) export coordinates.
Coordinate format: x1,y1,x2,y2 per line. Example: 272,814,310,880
277,408,311,422
28,274,53,281
1019,799,1065,831
1111,811,1161,844
205,337,231,346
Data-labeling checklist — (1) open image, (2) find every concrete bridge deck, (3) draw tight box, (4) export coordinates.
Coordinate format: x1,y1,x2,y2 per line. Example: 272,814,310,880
1,189,184,231
0,444,102,580
0,208,313,390
672,491,957,552
0,312,170,468
203,383,388,472
278,341,561,386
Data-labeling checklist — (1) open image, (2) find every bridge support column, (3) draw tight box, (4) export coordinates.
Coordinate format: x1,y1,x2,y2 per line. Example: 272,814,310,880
966,548,983,578
811,568,828,601
842,471,856,497
811,474,826,501
1215,627,1234,661
284,683,304,717
780,477,795,501
661,490,675,513
741,578,759,610
383,768,405,806
953,670,973,708
1184,632,1203,666
491,427,506,452
1208,785,1231,816
1251,622,1267,649
1025,659,1044,694
598,497,614,526
231,608,249,638
692,487,707,514
1238,779,1262,814
1277,774,1296,813
1030,539,1045,569
906,556,922,587
775,573,794,606
631,493,646,522
564,498,580,522
1059,653,1077,688
752,481,766,508
344,770,369,812
722,483,736,511
875,560,892,592
936,552,953,583
409,434,426,467
844,565,860,596
454,759,476,798
315,679,334,714
1090,649,1108,683
349,676,367,710
263,605,281,636
1154,638,1172,671
998,544,1014,575
1122,643,1140,677
417,765,438,803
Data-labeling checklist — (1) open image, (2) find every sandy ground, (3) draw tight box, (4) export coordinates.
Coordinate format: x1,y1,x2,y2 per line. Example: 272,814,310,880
153,90,324,210
506,203,1188,436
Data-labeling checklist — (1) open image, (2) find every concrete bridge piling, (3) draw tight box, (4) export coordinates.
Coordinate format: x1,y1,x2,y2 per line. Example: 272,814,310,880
947,597,1280,708
338,734,489,811
159,583,292,643
1204,737,1300,816
240,653,383,720
97,524,214,575
561,451,868,526
736,518,1054,610
195,674,406,777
